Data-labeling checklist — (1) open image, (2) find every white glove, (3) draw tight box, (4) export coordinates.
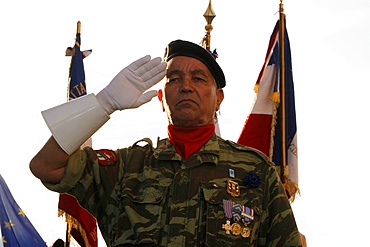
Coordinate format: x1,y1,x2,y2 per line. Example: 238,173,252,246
96,55,167,115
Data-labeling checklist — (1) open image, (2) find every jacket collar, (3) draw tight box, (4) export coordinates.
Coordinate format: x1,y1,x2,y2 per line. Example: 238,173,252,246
154,133,220,167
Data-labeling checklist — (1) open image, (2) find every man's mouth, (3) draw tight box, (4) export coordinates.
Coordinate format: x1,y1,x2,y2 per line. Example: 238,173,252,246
176,99,197,108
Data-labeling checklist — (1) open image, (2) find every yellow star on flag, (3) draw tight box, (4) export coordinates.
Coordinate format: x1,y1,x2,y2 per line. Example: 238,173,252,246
4,220,14,229
18,208,25,217
2,236,7,243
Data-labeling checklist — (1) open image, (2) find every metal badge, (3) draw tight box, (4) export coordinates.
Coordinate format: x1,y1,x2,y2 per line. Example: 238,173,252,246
222,220,232,235
231,222,242,236
227,180,240,197
241,227,251,238
229,168,235,178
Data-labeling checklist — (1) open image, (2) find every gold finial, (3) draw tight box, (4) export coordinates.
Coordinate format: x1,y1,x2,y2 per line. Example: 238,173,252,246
279,0,284,14
77,21,81,34
203,0,216,51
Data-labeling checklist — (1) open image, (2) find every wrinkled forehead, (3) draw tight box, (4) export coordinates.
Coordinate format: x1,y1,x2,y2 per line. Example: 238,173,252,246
166,56,211,73
165,56,217,87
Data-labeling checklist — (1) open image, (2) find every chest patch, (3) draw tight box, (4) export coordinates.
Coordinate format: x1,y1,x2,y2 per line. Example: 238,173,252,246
96,149,117,166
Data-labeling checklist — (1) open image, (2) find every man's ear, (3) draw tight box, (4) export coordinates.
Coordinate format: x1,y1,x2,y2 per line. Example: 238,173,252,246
158,89,165,112
216,89,224,111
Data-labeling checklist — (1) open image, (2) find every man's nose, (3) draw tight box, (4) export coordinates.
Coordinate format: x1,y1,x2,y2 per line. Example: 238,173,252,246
179,77,193,92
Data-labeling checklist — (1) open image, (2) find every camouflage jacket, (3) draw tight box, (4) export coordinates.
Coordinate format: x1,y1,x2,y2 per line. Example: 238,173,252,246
44,134,302,247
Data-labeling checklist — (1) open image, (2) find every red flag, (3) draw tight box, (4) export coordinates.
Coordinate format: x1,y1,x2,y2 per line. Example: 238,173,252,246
58,21,98,247
237,19,299,200
58,194,98,247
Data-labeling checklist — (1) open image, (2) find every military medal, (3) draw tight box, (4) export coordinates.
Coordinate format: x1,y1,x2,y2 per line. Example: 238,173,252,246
240,206,253,238
241,226,251,238
222,220,232,234
222,200,233,234
231,222,242,236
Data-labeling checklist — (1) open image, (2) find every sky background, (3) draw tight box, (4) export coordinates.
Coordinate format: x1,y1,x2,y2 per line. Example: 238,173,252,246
1,0,370,246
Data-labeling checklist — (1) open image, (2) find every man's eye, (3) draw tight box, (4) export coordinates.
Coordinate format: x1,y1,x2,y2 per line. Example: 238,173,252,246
167,78,178,83
194,77,205,82
167,77,180,83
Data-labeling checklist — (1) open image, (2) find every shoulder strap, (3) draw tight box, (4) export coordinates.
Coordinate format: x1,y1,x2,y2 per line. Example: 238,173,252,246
124,138,154,173
131,138,153,147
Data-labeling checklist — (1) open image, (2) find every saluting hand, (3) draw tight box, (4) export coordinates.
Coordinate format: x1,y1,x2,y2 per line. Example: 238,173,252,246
97,55,167,115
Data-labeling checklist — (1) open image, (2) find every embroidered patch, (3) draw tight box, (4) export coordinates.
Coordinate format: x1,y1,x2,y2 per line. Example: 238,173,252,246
96,149,117,166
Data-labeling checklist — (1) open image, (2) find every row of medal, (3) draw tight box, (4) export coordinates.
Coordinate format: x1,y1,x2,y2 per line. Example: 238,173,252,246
222,199,254,238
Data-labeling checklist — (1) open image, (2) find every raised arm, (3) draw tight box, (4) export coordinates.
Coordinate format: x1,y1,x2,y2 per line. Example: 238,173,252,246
29,55,166,183
30,136,70,183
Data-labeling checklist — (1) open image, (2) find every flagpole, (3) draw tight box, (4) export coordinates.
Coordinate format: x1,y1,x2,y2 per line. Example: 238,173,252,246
67,21,81,102
202,0,215,51
65,21,81,247
202,0,222,136
65,224,70,247
279,1,287,184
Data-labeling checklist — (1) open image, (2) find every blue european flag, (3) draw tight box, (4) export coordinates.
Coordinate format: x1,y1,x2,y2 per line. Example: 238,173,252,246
0,175,47,246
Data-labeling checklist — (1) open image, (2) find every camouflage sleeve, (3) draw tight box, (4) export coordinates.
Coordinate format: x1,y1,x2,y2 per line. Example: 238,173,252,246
43,147,122,219
42,149,89,193
260,166,302,247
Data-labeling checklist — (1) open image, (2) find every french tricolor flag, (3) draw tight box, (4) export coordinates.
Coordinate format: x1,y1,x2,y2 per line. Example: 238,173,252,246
237,19,298,200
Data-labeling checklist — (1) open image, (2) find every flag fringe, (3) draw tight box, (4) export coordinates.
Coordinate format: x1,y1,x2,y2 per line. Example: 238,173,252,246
253,84,259,93
281,165,300,202
269,101,299,202
58,209,91,247
269,102,279,160
269,92,280,103
284,179,300,202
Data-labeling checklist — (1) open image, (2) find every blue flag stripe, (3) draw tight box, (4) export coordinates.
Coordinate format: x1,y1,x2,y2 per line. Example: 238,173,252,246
68,33,87,100
272,19,298,169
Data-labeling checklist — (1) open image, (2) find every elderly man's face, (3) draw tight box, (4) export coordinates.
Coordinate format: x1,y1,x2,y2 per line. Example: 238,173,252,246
158,56,224,127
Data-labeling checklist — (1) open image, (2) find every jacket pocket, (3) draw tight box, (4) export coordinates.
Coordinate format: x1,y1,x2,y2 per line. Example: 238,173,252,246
112,168,173,245
201,182,262,247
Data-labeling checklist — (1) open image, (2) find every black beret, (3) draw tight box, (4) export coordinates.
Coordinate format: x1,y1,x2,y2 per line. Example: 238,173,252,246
164,40,226,88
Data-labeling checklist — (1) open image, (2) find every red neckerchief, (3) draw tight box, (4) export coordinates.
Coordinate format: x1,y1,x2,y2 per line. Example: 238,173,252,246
168,125,215,160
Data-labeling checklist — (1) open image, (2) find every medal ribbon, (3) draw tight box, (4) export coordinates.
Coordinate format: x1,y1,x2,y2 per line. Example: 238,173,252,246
232,203,243,222
242,206,254,222
223,200,233,219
